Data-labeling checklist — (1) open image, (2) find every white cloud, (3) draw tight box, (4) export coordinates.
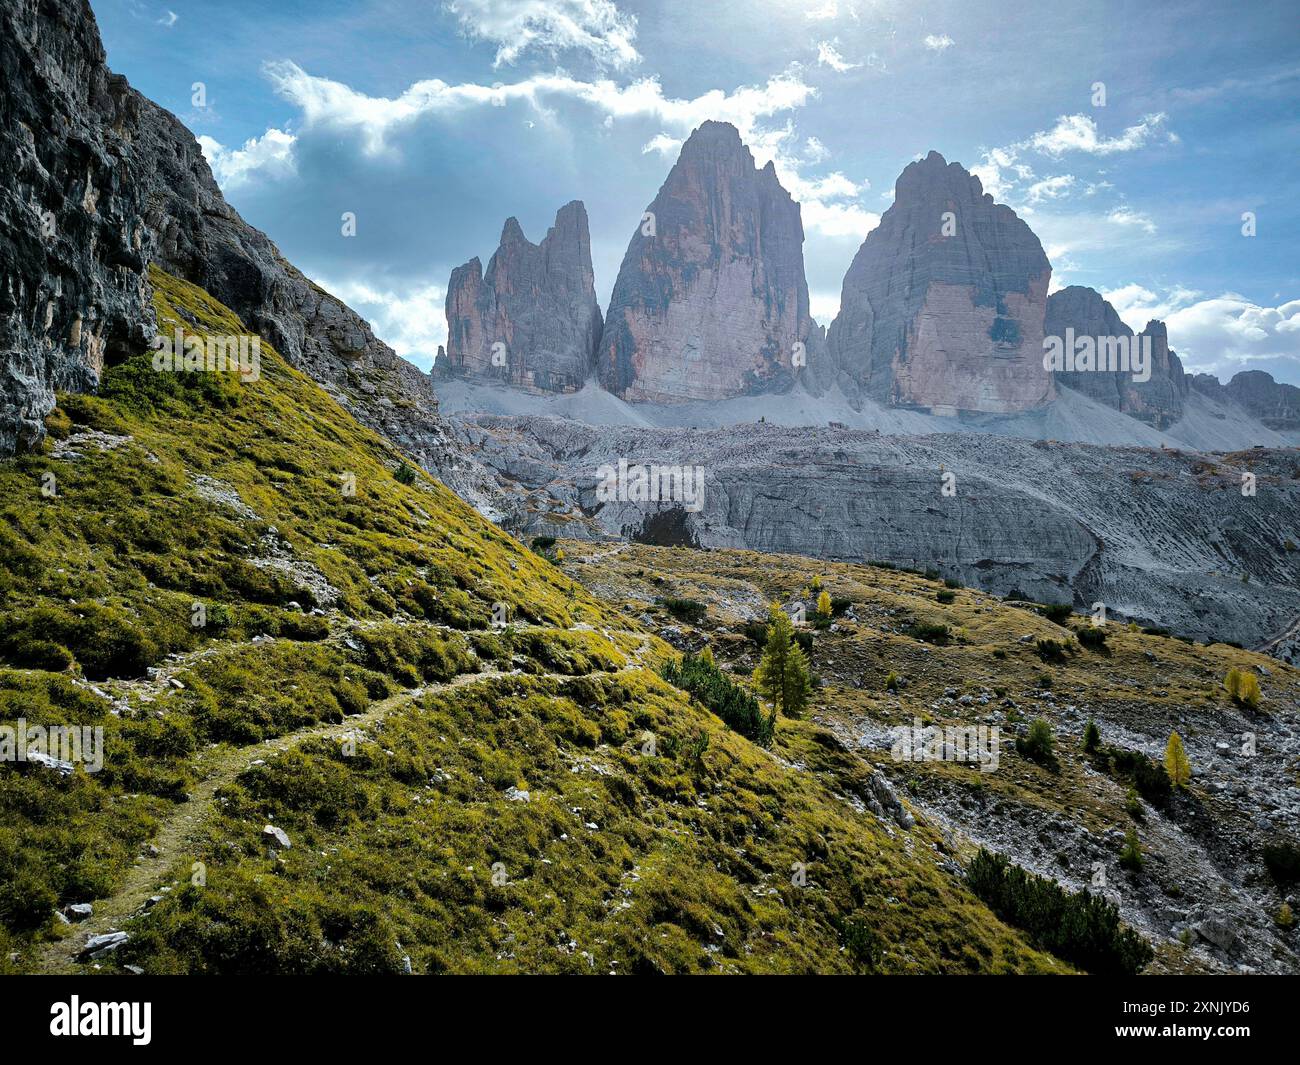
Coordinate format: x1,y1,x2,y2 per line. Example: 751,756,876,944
157,10,178,28
805,1,854,20
263,60,816,157
1030,112,1167,157
1106,206,1157,234
816,40,861,73
259,57,868,239
641,132,682,156
314,276,448,368
1024,174,1075,204
446,0,640,69
970,146,1027,201
809,291,841,324
922,34,954,52
1100,285,1300,378
197,129,297,191
799,198,880,239
803,136,830,163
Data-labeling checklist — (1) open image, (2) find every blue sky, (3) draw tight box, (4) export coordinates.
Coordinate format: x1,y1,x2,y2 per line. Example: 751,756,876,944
96,0,1300,383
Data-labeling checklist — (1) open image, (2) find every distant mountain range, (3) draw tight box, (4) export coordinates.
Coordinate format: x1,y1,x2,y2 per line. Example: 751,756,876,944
433,123,1297,442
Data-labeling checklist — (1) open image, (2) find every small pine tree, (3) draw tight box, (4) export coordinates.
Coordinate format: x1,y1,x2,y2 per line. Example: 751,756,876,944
815,589,832,621
1164,730,1191,788
754,602,812,719
810,575,824,595
698,644,715,668
1119,828,1144,871
1224,666,1259,707
554,547,565,563
1016,717,1058,770
1083,719,1101,753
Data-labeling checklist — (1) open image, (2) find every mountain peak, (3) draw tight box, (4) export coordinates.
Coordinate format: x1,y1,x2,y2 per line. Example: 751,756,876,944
821,153,1052,414
598,123,810,401
895,150,988,206
445,203,602,393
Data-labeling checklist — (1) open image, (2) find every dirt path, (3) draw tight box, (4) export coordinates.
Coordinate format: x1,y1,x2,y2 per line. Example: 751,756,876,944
36,623,656,974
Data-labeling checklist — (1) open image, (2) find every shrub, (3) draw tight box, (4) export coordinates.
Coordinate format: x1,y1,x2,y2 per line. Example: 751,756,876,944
815,590,833,622
1119,829,1144,872
1077,626,1108,652
966,849,1153,975
1096,746,1172,807
394,462,417,486
1042,602,1074,625
530,535,556,553
1082,719,1100,753
1016,718,1058,771
1125,787,1143,821
1164,731,1191,788
662,597,706,625
1035,638,1071,664
936,589,955,604
279,614,330,641
663,652,774,746
1224,667,1261,709
906,622,951,646
0,604,163,679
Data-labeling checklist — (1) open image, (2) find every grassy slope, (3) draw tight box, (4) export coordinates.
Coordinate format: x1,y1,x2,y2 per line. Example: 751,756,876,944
567,540,1300,972
0,269,1065,973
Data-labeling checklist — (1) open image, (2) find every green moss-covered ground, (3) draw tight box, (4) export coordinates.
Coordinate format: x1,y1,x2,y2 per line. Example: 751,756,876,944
1,270,1069,973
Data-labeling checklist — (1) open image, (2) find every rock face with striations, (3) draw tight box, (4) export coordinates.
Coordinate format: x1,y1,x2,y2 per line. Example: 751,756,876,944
598,121,813,403
1045,285,1187,428
443,203,602,393
0,0,474,492
820,151,1054,415
0,0,154,453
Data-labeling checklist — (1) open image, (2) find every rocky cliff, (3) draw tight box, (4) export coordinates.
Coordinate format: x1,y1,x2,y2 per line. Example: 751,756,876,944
1192,370,1300,434
443,203,602,393
598,121,813,403
453,414,1300,654
1045,286,1188,428
0,0,468,487
820,151,1054,415
0,0,154,452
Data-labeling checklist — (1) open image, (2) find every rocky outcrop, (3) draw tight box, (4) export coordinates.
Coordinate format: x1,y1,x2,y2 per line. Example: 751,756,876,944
1192,371,1300,433
820,151,1054,415
1045,286,1188,428
443,203,602,392
0,0,467,487
598,121,813,403
0,0,154,452
452,415,1300,652
129,93,456,473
